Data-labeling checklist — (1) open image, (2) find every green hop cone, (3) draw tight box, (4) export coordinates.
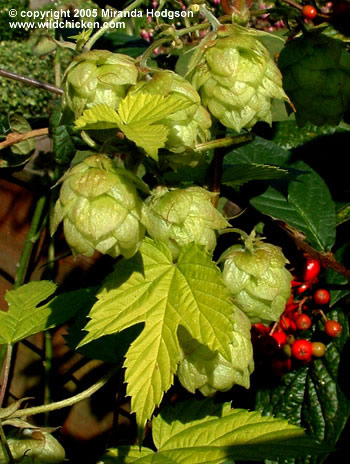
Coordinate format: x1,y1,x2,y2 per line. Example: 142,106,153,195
189,24,288,132
177,306,254,396
129,70,211,167
278,32,350,126
61,50,138,118
142,186,229,259
51,154,146,258
220,232,293,324
0,430,65,464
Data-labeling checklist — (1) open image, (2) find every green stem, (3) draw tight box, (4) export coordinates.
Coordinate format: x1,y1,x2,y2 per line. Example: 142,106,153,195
14,195,47,289
194,133,254,152
43,331,52,425
199,4,222,31
0,421,15,464
10,367,118,419
0,345,13,409
84,0,144,52
175,22,210,37
139,38,169,68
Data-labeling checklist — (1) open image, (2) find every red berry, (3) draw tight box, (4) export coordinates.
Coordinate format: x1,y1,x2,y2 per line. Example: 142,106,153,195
252,323,269,334
311,341,326,357
313,289,330,305
303,258,321,282
296,314,312,331
280,317,292,331
271,330,287,347
324,320,342,337
297,283,310,294
291,339,313,361
284,302,299,314
302,5,318,19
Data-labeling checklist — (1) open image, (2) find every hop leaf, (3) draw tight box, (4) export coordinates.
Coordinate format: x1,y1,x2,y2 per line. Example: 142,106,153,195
79,240,235,429
128,70,212,167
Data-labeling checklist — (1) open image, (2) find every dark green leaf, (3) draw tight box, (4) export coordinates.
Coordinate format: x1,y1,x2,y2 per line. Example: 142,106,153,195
326,245,350,307
256,308,350,464
250,161,336,251
222,164,289,187
50,99,75,165
224,136,291,167
272,120,350,150
336,203,350,226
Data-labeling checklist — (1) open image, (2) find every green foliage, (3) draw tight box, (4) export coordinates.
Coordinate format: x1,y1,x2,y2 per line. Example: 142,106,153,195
278,32,350,127
0,0,29,41
251,161,336,252
102,399,327,463
0,281,96,345
79,240,235,428
75,93,193,159
0,41,54,124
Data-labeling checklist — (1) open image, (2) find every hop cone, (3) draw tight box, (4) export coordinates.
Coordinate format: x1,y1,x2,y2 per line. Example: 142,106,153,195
51,155,146,258
129,70,211,167
278,32,350,126
142,186,229,259
0,431,65,464
62,50,138,118
177,306,254,396
220,233,292,324
189,24,288,132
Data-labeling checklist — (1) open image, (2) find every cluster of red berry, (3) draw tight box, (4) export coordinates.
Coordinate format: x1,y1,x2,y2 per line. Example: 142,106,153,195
252,256,342,376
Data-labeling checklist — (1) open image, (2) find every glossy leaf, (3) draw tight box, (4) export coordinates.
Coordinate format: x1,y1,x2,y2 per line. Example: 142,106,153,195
251,161,336,251
222,163,289,187
79,240,235,428
224,135,291,167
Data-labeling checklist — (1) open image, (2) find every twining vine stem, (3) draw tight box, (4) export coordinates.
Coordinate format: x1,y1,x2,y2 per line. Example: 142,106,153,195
84,0,145,52
0,345,13,409
10,367,119,418
0,128,49,151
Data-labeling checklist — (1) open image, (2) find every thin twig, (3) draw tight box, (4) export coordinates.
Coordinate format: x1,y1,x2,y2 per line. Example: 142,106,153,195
210,146,226,208
280,223,350,279
0,68,63,95
10,367,118,418
0,345,13,409
0,128,49,151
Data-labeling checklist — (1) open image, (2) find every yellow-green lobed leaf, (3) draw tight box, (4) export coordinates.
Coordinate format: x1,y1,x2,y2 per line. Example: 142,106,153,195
79,239,235,428
0,282,96,345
